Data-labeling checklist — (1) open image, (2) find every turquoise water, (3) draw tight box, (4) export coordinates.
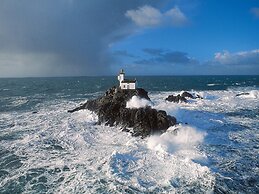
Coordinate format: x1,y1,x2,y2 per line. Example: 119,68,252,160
0,75,258,193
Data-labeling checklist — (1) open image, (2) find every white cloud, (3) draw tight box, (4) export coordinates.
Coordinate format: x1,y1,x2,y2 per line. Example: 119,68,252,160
165,6,188,26
125,5,187,28
251,7,259,18
125,5,162,27
214,49,259,66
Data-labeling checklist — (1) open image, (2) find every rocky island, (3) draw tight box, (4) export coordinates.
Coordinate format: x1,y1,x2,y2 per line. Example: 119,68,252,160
68,69,206,137
68,86,177,137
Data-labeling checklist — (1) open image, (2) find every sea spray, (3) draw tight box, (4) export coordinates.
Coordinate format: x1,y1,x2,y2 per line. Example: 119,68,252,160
126,95,153,108
147,125,206,156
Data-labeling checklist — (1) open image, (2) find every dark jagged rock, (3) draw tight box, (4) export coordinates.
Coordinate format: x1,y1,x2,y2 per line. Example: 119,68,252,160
68,86,176,137
165,94,187,103
236,92,250,97
165,91,203,103
181,91,195,99
181,91,203,99
195,94,203,99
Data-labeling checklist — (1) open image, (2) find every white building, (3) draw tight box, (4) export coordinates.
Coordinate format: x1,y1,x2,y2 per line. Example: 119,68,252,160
117,69,136,90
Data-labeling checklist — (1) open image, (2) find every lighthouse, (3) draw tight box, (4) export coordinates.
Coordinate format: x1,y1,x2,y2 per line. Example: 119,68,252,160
117,69,136,90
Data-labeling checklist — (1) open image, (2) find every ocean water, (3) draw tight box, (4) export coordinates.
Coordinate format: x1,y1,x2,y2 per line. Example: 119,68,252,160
0,75,258,193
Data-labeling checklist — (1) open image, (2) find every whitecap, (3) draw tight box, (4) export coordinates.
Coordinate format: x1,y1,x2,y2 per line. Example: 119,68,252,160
207,83,220,86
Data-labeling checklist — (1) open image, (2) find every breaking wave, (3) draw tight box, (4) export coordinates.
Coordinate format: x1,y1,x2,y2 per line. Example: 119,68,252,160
126,95,152,108
147,125,206,156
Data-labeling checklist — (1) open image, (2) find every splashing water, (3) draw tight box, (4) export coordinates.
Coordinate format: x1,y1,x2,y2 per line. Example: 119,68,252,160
126,95,153,108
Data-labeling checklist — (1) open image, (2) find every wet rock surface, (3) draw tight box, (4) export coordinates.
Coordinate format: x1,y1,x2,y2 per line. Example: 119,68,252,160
68,86,176,137
165,94,187,103
166,91,203,103
236,92,250,97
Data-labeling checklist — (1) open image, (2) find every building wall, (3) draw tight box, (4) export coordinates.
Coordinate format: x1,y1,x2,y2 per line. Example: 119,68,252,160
117,74,124,82
120,82,135,89
129,83,135,89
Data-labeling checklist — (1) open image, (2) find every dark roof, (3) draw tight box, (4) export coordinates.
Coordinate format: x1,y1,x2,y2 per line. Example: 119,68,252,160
121,79,136,83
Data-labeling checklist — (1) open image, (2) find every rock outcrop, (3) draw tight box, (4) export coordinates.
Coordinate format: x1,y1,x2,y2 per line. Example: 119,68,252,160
181,91,195,99
236,92,250,97
165,94,187,103
68,86,176,137
165,91,203,103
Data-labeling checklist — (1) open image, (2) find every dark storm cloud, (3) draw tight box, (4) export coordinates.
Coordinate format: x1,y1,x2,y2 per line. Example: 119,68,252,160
136,49,197,65
0,0,159,77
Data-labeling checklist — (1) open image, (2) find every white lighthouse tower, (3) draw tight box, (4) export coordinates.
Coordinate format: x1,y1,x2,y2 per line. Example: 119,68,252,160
117,69,125,83
117,69,136,90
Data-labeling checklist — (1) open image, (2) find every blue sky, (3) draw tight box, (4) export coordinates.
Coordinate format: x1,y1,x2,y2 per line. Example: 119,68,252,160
0,0,258,77
111,0,259,75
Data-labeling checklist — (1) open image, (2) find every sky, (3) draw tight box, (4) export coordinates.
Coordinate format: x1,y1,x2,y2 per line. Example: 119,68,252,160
0,0,259,77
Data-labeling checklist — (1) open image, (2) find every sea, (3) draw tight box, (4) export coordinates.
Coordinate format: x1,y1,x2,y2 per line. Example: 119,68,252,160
0,75,258,194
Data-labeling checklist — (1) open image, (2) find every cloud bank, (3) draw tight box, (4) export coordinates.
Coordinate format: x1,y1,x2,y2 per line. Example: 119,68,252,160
214,49,259,66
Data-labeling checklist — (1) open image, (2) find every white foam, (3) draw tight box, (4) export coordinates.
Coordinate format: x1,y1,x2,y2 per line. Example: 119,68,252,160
126,95,152,108
195,91,218,100
10,97,29,107
0,98,215,193
207,83,220,86
239,90,258,99
147,125,206,158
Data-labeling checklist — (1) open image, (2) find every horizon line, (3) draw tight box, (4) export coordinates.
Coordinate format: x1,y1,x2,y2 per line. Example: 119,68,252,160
0,74,258,79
